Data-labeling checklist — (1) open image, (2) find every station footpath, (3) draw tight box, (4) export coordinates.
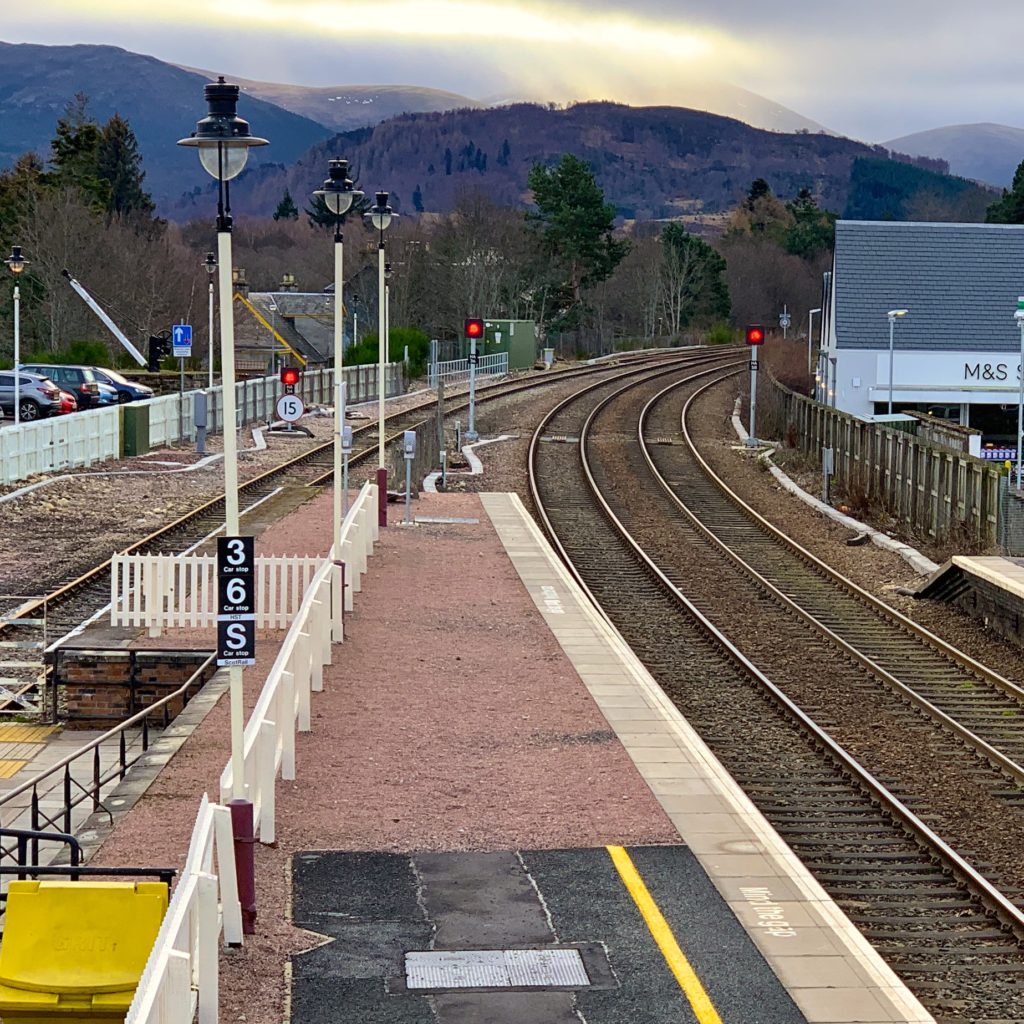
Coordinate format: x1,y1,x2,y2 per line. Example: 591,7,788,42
89,487,934,1024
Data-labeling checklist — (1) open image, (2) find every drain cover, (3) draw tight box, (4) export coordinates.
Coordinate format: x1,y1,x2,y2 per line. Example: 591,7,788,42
405,948,591,990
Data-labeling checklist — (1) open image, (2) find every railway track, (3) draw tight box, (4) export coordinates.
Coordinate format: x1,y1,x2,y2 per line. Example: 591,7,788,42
529,365,1024,1023
0,349,733,713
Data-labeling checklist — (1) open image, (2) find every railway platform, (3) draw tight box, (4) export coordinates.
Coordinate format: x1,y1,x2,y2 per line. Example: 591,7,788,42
915,554,1024,650
85,486,932,1024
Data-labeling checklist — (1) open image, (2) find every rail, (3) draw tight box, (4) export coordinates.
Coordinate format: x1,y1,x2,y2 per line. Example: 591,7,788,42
428,351,508,387
0,654,216,864
126,794,242,1024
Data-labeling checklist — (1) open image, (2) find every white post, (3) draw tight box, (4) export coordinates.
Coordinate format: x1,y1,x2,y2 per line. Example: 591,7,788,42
377,243,386,470
748,352,758,446
467,336,478,442
887,314,895,415
208,278,215,390
385,280,390,363
808,307,821,374
332,233,344,642
12,285,19,427
353,311,358,348
1017,297,1024,490
218,230,245,801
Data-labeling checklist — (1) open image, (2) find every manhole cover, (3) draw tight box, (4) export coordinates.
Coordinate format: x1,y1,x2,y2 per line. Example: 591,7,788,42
405,948,591,990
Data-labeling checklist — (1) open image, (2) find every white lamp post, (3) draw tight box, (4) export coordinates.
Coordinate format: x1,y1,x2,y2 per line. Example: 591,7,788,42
1014,296,1024,489
365,191,397,527
203,252,217,389
808,307,822,375
313,158,362,633
4,247,28,427
178,80,267,822
886,309,909,415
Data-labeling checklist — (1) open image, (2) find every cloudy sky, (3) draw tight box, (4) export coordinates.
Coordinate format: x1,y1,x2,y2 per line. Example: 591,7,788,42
2,0,1019,140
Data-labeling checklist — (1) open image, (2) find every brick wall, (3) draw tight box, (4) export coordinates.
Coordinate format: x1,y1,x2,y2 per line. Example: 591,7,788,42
54,649,215,728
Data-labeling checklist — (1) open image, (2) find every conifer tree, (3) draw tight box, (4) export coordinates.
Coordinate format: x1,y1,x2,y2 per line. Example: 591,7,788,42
97,114,155,218
273,188,300,221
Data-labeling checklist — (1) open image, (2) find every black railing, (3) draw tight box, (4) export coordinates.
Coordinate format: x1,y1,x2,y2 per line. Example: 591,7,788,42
0,653,216,868
0,827,175,901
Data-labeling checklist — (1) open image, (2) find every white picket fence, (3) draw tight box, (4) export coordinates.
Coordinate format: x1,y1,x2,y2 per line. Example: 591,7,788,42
110,554,327,636
0,363,405,486
427,351,508,387
126,480,379,1022
125,795,242,1024
217,481,378,842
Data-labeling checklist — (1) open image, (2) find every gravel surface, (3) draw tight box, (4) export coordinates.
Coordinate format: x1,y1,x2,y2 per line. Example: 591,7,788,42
93,489,678,1023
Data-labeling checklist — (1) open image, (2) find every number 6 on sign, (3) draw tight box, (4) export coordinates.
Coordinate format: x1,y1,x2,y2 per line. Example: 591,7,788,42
277,394,304,423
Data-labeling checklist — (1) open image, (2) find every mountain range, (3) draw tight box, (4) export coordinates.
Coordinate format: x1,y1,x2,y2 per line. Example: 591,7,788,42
884,123,1024,188
0,39,1008,220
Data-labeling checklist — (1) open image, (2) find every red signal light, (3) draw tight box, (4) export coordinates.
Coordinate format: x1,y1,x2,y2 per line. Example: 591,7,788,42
280,367,300,386
464,318,484,340
745,325,765,346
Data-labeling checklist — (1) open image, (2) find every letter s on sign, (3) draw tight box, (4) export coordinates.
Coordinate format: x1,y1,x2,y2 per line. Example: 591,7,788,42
226,622,247,650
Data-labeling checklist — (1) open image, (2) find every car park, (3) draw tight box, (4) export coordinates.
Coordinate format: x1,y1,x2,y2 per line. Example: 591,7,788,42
0,371,63,421
89,367,155,403
21,364,109,410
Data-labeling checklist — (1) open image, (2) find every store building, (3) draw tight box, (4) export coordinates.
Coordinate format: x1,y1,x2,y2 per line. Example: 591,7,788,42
820,221,1024,444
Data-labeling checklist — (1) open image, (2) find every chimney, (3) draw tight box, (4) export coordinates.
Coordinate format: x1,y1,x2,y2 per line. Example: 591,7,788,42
280,272,298,293
232,267,249,298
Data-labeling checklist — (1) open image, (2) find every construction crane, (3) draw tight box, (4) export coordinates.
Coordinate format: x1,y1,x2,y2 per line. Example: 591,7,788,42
61,269,148,367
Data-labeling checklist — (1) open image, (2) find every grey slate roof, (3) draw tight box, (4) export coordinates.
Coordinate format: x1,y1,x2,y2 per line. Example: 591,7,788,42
834,221,1024,352
247,292,337,364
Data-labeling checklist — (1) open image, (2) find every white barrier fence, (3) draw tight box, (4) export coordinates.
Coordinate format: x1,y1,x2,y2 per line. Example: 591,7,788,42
126,795,242,1024
127,481,379,1022
0,363,405,486
111,554,326,636
427,351,508,387
218,481,378,841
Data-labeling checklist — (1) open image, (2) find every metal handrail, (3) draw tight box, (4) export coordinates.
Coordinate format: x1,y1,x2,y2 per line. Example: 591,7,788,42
0,653,216,859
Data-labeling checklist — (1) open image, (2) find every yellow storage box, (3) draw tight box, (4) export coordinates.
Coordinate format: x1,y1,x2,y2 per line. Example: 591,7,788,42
0,880,168,1022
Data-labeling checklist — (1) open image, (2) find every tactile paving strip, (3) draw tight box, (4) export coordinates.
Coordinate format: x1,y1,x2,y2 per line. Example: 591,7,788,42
405,948,590,990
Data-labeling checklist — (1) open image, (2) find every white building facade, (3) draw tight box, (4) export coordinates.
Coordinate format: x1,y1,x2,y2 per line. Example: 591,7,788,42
820,221,1024,445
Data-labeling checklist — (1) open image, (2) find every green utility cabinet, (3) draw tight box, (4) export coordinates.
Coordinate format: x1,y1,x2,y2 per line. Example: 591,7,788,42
121,403,151,457
462,320,537,370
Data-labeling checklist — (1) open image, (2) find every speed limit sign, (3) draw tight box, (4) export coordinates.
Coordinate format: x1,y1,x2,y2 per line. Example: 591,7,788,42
276,393,304,423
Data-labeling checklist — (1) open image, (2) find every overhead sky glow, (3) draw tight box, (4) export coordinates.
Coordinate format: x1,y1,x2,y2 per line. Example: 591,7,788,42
3,0,1022,139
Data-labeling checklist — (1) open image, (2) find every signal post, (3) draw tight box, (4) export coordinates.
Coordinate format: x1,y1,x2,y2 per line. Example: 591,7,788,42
465,317,484,442
745,324,765,447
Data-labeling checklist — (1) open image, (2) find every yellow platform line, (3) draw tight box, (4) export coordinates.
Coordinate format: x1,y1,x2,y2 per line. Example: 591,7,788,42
0,760,28,779
607,845,723,1024
0,725,57,743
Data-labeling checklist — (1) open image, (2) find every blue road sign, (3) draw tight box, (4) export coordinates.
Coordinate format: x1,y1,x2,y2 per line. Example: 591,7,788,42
172,323,193,357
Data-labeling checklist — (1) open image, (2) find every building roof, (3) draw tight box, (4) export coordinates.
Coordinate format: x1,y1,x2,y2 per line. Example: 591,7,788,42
246,292,338,364
834,221,1024,352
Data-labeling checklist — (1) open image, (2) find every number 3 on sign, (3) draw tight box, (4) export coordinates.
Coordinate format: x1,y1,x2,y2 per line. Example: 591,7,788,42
277,394,304,423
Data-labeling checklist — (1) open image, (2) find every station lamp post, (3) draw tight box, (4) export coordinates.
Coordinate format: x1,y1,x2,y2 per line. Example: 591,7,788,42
886,308,909,415
4,246,29,427
312,159,362,628
203,252,217,388
178,81,267,926
808,307,822,375
365,191,397,526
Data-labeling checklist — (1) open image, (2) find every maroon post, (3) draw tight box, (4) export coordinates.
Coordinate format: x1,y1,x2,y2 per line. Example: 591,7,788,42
229,798,257,935
376,467,388,527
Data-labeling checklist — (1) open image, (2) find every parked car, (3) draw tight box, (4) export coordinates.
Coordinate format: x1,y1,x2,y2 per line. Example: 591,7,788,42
21,364,109,410
89,367,155,403
0,371,63,421
58,389,78,415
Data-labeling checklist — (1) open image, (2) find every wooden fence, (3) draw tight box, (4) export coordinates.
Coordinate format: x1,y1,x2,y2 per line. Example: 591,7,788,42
760,375,1001,547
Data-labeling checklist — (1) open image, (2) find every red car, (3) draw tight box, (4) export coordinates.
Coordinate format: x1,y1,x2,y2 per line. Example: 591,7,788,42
57,389,78,415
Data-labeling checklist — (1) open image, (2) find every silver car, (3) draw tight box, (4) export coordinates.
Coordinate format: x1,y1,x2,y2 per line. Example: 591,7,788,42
0,371,63,421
